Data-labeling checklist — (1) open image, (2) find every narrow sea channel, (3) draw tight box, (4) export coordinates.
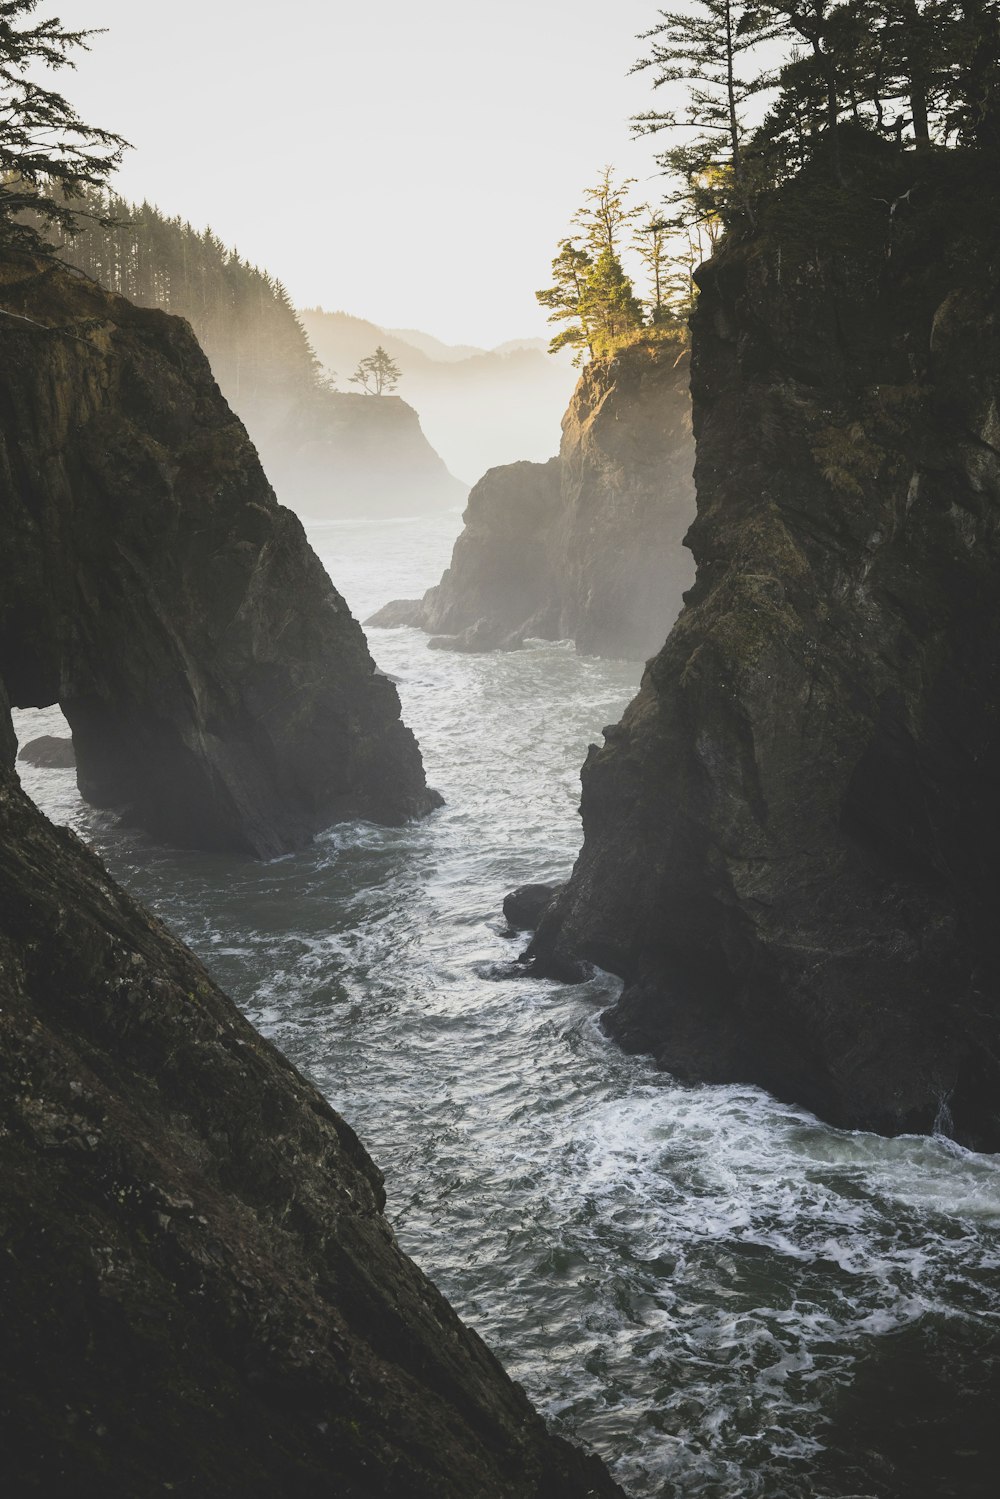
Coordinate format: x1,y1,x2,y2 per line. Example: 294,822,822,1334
15,510,1000,1499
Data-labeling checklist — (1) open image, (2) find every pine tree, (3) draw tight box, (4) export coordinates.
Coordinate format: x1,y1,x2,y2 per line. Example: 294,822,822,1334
0,0,127,252
536,238,595,359
631,1,780,207
582,249,645,355
537,171,647,362
573,165,643,257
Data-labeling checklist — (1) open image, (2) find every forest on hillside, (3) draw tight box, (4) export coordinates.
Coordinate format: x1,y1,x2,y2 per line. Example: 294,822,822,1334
53,190,324,429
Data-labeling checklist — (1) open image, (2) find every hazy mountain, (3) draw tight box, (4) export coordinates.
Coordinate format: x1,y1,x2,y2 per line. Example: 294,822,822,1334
492,336,549,355
300,309,578,484
383,327,485,362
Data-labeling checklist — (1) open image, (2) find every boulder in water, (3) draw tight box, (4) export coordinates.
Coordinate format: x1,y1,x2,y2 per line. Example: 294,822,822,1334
17,734,75,769
503,882,565,932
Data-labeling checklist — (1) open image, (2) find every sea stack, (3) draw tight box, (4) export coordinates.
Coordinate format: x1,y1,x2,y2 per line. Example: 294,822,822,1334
0,257,440,858
368,337,696,660
530,151,1000,1150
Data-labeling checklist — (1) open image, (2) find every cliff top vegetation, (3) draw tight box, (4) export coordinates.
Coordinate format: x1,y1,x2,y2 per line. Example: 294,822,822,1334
541,3,1000,366
0,0,126,254
637,1,1000,241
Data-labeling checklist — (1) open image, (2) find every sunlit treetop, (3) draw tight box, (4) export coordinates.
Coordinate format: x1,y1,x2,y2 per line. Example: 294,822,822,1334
0,0,128,253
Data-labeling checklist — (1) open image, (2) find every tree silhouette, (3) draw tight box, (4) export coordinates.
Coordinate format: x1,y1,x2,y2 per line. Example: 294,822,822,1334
0,0,127,253
350,346,402,395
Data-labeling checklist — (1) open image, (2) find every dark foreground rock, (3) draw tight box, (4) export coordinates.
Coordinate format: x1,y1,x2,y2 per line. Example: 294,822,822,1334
0,703,623,1499
503,883,565,932
17,734,76,768
0,257,439,857
530,152,1000,1150
368,340,695,660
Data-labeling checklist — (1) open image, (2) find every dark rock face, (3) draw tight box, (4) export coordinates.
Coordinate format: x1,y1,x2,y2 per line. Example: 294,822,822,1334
0,258,440,857
0,746,623,1497
17,734,76,768
503,883,565,932
368,342,696,660
531,163,1000,1149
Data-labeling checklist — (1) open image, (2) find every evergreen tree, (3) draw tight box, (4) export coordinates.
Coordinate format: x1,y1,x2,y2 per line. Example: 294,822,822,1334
582,249,645,354
537,173,649,362
632,0,780,204
536,238,595,358
573,165,643,257
633,210,673,322
44,185,327,431
632,205,714,322
948,0,1000,146
350,345,402,395
0,1,126,252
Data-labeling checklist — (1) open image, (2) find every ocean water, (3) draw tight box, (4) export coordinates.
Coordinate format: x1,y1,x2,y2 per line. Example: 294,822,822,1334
13,509,1000,1499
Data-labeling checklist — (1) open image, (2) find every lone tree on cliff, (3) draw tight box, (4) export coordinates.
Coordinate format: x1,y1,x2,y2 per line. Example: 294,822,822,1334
0,1,127,253
350,345,402,395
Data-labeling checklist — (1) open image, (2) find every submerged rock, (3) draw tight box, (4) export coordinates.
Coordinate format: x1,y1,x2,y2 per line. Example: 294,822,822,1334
367,341,696,660
530,155,1000,1149
17,734,75,768
0,690,623,1498
0,257,440,857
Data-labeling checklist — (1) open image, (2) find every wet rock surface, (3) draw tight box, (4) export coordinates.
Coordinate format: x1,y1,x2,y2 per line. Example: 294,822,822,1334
530,156,1000,1149
0,257,439,857
17,733,75,768
503,883,565,932
368,342,695,661
0,701,623,1498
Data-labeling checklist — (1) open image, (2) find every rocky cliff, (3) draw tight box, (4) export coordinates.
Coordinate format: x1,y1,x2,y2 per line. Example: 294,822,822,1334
0,699,622,1497
368,339,696,661
259,387,468,519
301,306,578,483
530,151,1000,1149
0,257,440,858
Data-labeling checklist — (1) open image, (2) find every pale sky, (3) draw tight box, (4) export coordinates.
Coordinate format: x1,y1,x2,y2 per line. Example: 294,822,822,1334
58,0,669,347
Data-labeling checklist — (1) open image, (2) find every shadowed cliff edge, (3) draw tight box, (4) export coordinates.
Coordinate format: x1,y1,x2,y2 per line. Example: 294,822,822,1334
0,677,624,1497
530,149,1000,1150
368,339,696,661
0,257,441,858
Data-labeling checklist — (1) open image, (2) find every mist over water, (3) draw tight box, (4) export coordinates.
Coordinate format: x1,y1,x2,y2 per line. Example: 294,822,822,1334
14,510,1000,1499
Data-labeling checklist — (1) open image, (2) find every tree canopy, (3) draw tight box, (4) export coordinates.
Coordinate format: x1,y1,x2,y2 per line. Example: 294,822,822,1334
0,0,127,253
634,0,1000,231
536,168,651,362
350,346,402,395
